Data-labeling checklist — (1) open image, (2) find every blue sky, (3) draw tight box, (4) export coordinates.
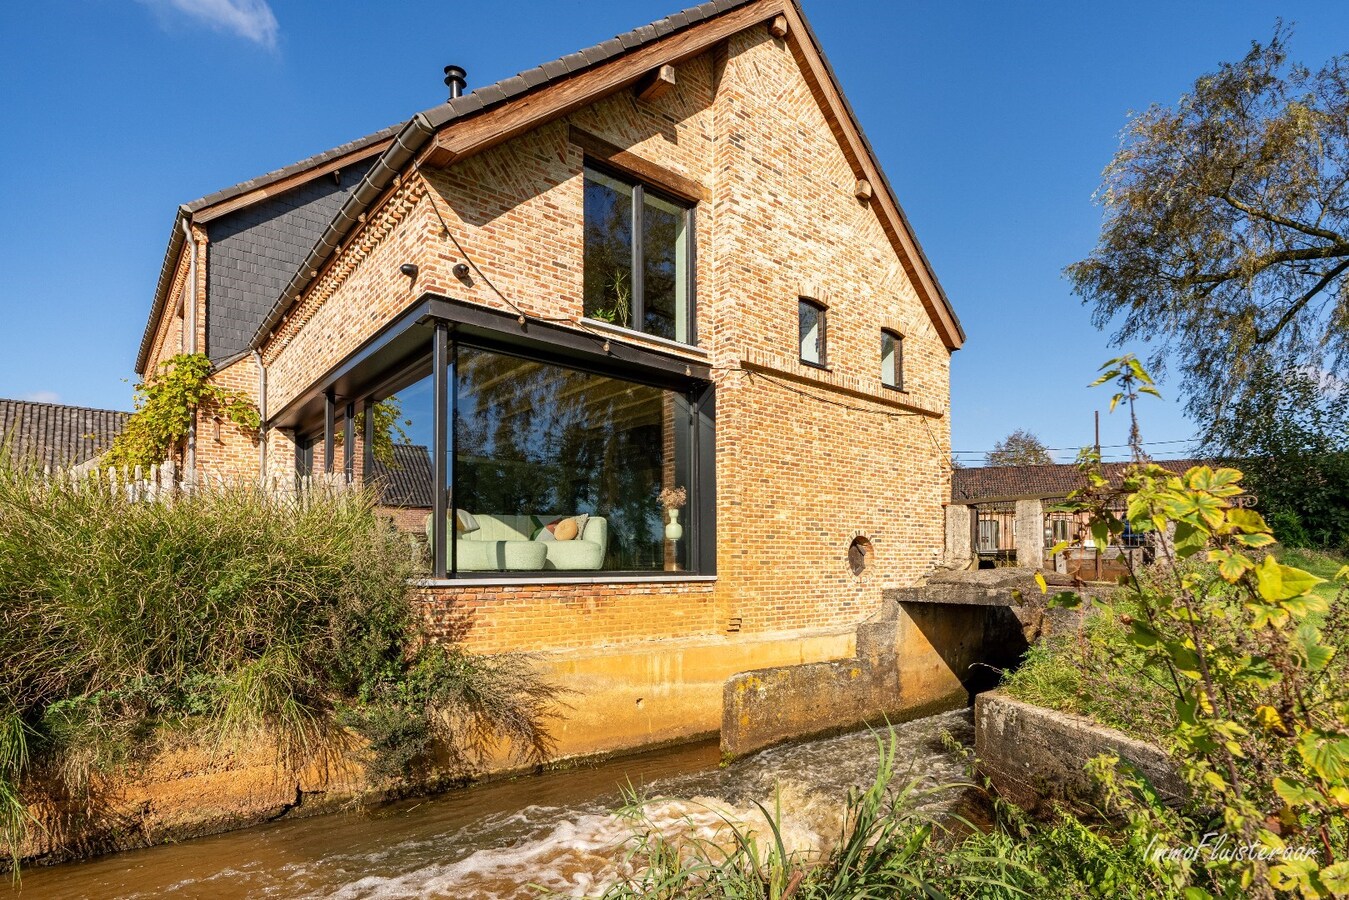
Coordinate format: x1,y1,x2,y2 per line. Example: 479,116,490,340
1,1,1346,464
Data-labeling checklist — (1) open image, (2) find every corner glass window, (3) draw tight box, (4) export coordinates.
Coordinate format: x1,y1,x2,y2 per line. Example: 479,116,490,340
799,299,827,366
584,166,693,344
881,329,903,389
451,346,697,573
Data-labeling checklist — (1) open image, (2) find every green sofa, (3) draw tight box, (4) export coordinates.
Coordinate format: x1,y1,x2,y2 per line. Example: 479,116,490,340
426,513,608,571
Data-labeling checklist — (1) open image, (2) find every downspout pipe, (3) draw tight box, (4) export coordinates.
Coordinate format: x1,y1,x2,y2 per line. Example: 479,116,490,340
252,349,267,483
182,217,198,482
248,113,439,350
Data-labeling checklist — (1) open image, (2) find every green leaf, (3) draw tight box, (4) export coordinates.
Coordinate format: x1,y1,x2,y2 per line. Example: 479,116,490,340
1048,591,1082,609
1173,520,1208,559
1164,640,1202,678
1225,507,1269,534
1255,555,1325,602
1207,548,1254,582
1296,623,1337,672
1321,862,1349,895
1283,592,1330,619
1247,601,1289,630
1233,655,1281,687
1273,776,1319,806
1298,731,1349,781
1233,531,1276,548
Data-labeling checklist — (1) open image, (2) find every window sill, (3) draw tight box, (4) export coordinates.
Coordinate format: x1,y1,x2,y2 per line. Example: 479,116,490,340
413,573,718,588
579,318,706,357
800,359,831,372
881,383,909,394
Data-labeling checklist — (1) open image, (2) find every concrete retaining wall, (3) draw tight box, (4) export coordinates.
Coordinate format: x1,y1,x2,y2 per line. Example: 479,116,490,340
974,691,1183,815
722,599,1029,757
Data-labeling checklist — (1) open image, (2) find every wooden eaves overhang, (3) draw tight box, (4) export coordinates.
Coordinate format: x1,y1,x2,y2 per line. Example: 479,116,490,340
247,0,965,361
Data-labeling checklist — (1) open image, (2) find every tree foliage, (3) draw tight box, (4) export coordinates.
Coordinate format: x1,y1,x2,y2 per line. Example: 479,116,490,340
986,428,1053,467
107,353,259,471
1067,29,1349,431
1208,363,1349,549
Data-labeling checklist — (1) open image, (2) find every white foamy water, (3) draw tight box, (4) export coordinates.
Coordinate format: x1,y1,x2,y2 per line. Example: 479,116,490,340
15,709,973,900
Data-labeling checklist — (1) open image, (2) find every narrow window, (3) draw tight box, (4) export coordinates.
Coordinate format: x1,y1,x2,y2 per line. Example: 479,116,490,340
583,166,693,343
881,329,904,389
799,299,827,367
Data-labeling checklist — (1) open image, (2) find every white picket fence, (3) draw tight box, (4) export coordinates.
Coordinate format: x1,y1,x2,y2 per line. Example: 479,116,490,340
38,461,357,502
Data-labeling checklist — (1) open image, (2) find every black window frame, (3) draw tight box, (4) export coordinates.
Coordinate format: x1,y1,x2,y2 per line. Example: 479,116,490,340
881,328,904,391
798,298,828,368
582,162,697,345
281,299,717,583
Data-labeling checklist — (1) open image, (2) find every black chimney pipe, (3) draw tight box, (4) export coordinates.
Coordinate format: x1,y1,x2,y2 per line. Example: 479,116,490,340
444,65,467,101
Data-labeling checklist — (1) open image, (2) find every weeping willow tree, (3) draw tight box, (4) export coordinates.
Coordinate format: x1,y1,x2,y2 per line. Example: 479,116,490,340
1067,28,1349,436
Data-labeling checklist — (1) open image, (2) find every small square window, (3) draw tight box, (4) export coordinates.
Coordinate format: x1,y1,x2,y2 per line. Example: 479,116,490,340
799,299,827,366
881,329,903,389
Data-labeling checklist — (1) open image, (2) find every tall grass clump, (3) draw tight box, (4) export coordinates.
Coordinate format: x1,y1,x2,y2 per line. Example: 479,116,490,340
559,729,1187,900
0,461,558,866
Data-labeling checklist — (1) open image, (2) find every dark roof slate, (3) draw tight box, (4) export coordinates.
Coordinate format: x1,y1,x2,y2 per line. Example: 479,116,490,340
0,399,129,471
951,458,1211,504
204,157,378,363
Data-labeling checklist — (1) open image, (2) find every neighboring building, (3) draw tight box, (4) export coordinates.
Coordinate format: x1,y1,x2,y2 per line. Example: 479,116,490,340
133,0,965,761
946,458,1209,578
0,398,128,471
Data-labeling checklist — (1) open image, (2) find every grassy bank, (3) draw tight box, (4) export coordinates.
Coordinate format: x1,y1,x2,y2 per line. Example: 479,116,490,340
0,466,558,865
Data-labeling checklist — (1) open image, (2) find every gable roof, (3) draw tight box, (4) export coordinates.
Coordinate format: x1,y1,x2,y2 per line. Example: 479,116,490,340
0,399,129,471
134,127,399,375
951,458,1211,504
247,0,965,352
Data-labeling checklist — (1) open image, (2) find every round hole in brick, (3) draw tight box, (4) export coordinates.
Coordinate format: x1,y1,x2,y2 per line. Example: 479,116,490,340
635,697,645,709
848,536,873,576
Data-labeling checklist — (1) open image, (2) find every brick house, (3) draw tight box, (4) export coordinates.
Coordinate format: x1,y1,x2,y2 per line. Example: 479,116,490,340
135,0,965,760
946,458,1209,578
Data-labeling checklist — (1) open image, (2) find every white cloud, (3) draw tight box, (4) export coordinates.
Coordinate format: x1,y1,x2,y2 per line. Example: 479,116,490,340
20,391,61,404
140,0,280,49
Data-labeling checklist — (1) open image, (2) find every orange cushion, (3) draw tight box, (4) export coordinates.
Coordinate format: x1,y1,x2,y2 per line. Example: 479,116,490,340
553,518,579,541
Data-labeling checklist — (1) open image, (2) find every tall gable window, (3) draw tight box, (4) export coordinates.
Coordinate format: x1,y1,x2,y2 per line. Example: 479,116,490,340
881,329,904,389
583,166,693,344
798,298,827,367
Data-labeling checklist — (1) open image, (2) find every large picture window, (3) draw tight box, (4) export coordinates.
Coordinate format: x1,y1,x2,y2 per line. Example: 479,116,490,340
293,311,714,580
583,166,693,344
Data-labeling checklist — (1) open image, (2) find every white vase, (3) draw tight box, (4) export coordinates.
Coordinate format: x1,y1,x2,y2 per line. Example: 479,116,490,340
664,507,684,541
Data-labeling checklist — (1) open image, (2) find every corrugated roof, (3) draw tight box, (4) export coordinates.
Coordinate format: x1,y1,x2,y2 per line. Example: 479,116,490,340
0,399,129,471
951,458,1212,504
371,443,433,508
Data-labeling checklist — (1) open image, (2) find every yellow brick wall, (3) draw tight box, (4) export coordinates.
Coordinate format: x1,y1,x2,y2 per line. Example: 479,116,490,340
197,22,952,651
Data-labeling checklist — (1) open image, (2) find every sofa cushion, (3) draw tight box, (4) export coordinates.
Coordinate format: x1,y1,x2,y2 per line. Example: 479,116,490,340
553,517,578,541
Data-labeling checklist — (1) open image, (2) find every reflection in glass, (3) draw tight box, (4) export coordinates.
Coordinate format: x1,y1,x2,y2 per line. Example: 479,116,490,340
453,347,690,572
642,192,687,342
365,374,436,574
583,168,634,328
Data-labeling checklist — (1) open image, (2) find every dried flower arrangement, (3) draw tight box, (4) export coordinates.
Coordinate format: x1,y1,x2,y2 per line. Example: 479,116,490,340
658,486,688,509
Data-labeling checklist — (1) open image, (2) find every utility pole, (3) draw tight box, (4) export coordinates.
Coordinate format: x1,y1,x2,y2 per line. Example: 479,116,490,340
1094,410,1101,459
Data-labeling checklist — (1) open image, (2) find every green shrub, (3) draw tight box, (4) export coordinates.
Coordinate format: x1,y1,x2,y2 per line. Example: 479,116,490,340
0,464,558,866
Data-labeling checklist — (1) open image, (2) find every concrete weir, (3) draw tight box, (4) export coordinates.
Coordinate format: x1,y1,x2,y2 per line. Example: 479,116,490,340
720,570,1048,758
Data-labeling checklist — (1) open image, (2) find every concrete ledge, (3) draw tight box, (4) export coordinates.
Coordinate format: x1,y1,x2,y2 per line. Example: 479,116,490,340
974,691,1183,816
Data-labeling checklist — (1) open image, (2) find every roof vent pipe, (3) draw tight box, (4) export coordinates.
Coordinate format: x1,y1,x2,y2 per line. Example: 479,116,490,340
444,65,467,100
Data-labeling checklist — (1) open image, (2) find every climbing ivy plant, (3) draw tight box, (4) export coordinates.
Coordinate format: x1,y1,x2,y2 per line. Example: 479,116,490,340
107,353,259,471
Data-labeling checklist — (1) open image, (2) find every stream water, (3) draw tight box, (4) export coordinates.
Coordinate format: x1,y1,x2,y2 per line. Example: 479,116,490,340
14,709,974,900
